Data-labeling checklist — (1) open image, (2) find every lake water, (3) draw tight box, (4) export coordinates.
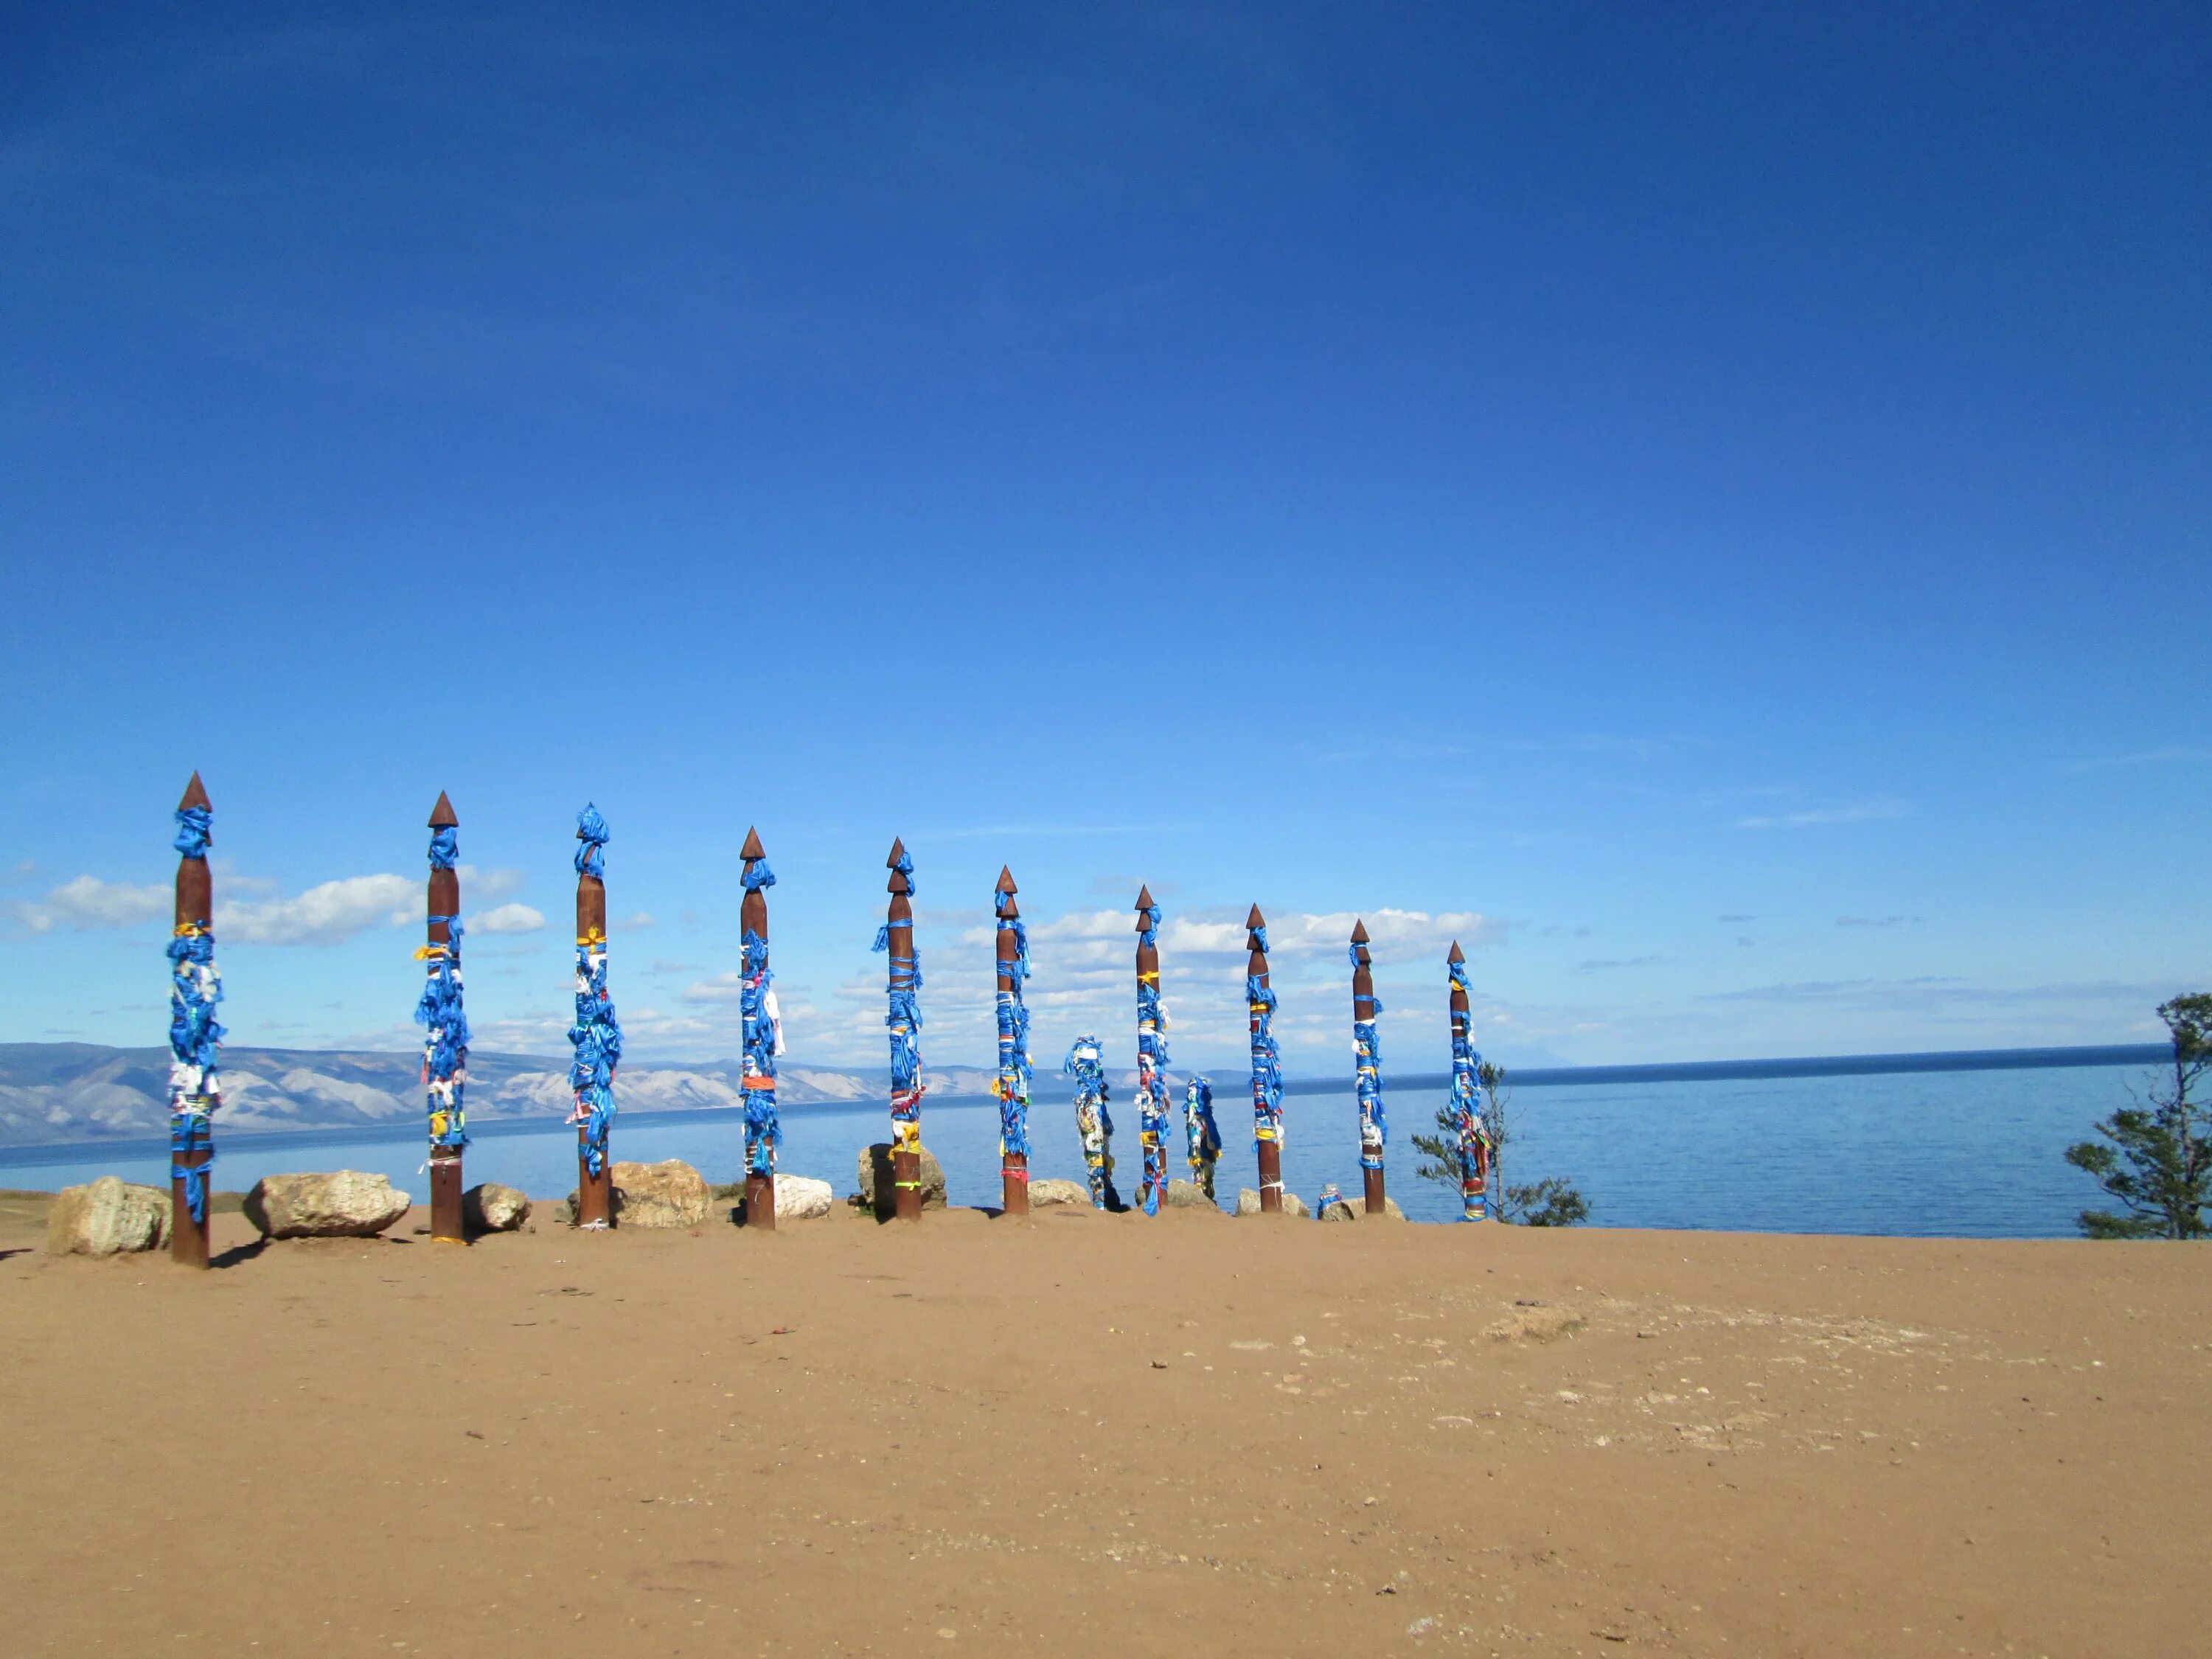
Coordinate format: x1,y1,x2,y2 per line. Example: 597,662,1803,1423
0,1059,2143,1237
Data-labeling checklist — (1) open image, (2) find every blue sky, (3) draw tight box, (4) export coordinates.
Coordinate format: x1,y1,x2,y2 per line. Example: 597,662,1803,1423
4,4,2206,1077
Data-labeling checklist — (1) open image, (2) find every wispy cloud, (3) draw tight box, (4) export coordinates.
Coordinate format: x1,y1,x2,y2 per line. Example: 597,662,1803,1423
470,903,546,936
2062,747,2212,773
1737,799,1908,830
222,874,417,945
616,911,656,930
5,874,169,932
1574,956,1663,973
1837,915,1920,928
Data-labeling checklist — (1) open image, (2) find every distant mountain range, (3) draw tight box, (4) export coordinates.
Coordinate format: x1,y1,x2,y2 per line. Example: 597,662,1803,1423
0,1043,1020,1148
1,1040,2160,1150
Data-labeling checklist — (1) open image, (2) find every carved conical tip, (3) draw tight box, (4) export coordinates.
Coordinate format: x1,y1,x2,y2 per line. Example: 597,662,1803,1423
1135,883,1155,910
428,790,459,828
1000,894,1020,918
1447,941,1464,964
887,869,911,895
1245,903,1265,928
178,772,211,811
740,827,766,860
886,836,906,866
995,866,1017,893
1350,919,1371,945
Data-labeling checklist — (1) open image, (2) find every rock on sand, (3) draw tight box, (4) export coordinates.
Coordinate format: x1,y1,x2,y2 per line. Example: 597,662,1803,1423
44,1175,171,1256
244,1172,412,1239
1164,1179,1223,1211
1026,1178,1090,1207
1235,1188,1311,1218
855,1144,948,1216
771,1174,834,1220
462,1183,531,1234
566,1160,710,1228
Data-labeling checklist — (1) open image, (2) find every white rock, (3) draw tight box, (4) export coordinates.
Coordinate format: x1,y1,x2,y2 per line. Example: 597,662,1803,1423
44,1176,170,1256
243,1171,411,1239
1234,1188,1310,1218
1026,1178,1091,1207
773,1174,834,1220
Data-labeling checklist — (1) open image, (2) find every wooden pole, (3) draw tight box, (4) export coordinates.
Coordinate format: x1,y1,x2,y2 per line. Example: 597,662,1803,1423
168,773,215,1268
1135,886,1169,1215
1448,941,1488,1221
573,815,614,1229
425,791,466,1243
1352,919,1386,1214
885,838,924,1222
995,866,1030,1217
739,827,779,1231
1248,904,1284,1214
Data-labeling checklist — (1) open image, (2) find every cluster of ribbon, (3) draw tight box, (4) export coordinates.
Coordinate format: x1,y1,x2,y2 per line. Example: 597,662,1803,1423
992,886,1032,1175
873,846,925,1189
1063,1034,1114,1209
740,859,783,1179
1183,1074,1220,1197
1135,900,1172,1215
1352,942,1387,1172
415,824,470,1152
166,802,223,1224
1447,956,1490,1220
1248,925,1285,1180
566,805,623,1191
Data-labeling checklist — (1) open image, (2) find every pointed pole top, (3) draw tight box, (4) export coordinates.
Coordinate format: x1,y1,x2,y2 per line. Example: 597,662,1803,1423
995,865,1017,894
1447,940,1464,964
1246,902,1265,929
428,790,458,829
1350,919,1371,946
1135,883,1155,911
886,836,906,866
740,826,766,861
178,771,211,812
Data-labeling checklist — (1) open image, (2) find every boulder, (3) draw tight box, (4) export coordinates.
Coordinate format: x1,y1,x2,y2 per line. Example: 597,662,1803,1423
462,1182,531,1234
244,1171,411,1239
1235,1188,1310,1218
1317,1193,1360,1222
1026,1178,1091,1208
564,1160,709,1228
855,1143,948,1217
1163,1179,1222,1211
44,1176,170,1256
771,1174,833,1221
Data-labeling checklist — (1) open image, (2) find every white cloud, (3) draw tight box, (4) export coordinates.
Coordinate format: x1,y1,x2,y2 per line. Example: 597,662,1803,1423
458,865,527,903
683,971,745,1004
616,911,655,929
7,874,170,932
1737,799,1907,830
219,874,417,945
470,903,546,936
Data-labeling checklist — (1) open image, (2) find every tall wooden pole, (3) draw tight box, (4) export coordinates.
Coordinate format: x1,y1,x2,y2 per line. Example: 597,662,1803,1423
739,827,780,1231
1134,886,1169,1215
571,806,621,1230
1248,904,1284,1214
882,838,925,1222
422,791,467,1243
1447,942,1489,1221
995,866,1031,1217
1351,919,1388,1215
167,773,219,1268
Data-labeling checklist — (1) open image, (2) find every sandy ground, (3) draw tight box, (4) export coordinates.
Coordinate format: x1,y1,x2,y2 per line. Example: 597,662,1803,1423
1,1191,2207,1658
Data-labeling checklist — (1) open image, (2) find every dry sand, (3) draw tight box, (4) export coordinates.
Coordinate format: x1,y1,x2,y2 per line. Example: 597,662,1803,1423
1,1192,2206,1657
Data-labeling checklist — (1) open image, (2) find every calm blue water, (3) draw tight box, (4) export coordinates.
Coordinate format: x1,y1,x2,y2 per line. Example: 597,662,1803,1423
0,1062,2138,1237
